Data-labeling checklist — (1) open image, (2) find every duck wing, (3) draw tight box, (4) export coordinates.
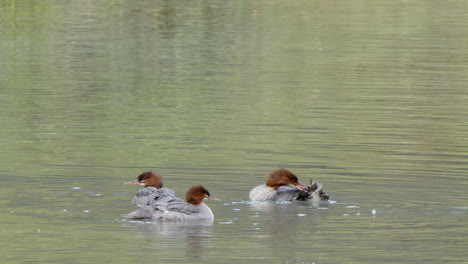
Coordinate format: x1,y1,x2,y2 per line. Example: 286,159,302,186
132,187,159,207
128,187,181,219
276,186,303,201
276,183,323,201
161,201,201,215
301,180,330,201
132,187,178,207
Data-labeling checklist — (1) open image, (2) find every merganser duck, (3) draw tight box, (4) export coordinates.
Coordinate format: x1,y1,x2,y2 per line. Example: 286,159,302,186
249,168,329,202
152,185,219,222
125,171,182,219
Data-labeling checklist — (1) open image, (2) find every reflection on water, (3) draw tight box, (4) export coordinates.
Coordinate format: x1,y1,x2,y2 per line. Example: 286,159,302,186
125,221,214,259
0,0,467,263
249,202,324,243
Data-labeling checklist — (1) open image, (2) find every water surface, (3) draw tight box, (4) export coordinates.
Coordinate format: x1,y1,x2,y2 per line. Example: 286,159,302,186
0,1,467,263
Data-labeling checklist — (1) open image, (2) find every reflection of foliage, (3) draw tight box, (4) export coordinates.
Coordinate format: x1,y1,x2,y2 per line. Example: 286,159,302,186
1,0,467,176
0,0,55,34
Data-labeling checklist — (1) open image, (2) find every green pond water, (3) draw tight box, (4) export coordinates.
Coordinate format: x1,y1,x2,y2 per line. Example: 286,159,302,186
0,1,466,263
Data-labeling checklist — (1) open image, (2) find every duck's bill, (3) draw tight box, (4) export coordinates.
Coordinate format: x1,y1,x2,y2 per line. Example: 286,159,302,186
206,196,221,201
294,183,309,191
124,180,141,185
